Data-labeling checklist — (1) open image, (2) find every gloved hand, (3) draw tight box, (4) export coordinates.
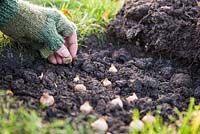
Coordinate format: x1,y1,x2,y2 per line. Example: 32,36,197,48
0,0,78,64
46,32,78,64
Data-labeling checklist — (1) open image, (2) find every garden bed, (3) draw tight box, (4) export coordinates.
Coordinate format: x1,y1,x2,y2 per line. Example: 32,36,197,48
0,35,200,133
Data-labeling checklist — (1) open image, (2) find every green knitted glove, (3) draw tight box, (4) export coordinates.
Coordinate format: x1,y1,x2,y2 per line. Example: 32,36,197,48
0,0,77,58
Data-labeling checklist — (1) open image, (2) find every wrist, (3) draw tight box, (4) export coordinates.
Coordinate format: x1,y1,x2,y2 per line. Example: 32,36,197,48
39,45,54,59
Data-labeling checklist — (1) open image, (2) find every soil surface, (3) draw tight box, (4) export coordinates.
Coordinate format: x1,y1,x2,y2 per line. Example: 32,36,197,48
0,35,200,133
108,0,200,63
1,0,200,133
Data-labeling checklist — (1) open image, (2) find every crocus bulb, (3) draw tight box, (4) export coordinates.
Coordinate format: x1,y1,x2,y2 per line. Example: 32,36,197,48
63,56,72,64
142,114,155,124
73,75,80,82
91,117,108,133
40,92,55,106
38,72,44,80
102,78,112,87
109,64,118,73
80,101,93,114
110,97,123,108
129,120,144,131
74,84,87,91
126,93,138,103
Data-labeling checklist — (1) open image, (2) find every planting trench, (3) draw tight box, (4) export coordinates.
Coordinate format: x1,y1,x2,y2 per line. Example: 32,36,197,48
0,0,200,133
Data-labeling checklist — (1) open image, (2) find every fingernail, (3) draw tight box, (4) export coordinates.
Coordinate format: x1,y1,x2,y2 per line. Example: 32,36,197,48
61,48,70,57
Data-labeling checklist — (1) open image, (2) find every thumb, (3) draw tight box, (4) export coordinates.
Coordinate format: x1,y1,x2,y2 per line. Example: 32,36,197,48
56,45,72,58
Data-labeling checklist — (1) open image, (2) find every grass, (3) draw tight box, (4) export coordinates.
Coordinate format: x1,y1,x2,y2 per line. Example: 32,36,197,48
0,33,11,50
29,0,123,43
129,98,200,134
31,0,123,28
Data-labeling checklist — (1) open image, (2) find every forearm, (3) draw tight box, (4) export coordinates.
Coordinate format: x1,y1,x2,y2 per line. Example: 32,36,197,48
0,0,50,47
0,0,19,27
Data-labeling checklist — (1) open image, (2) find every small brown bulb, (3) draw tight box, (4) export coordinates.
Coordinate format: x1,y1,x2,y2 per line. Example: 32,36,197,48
142,114,156,124
73,75,80,82
91,117,108,133
129,120,144,131
126,93,138,103
40,92,55,106
80,101,93,114
109,64,118,73
74,84,87,91
38,72,44,80
63,56,72,64
110,97,123,108
102,78,112,87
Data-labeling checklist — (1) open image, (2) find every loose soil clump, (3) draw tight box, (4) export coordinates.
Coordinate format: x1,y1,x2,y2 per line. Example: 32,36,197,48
0,36,200,133
108,0,200,63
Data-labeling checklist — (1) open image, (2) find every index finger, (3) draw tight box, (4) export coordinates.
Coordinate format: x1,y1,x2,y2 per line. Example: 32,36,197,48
65,32,78,59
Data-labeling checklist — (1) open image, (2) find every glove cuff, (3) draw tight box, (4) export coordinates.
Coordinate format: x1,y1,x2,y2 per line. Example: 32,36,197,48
0,0,19,27
39,45,54,59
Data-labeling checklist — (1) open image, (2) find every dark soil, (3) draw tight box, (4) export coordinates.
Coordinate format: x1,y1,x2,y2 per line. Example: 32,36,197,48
0,34,200,133
108,0,200,63
1,0,200,133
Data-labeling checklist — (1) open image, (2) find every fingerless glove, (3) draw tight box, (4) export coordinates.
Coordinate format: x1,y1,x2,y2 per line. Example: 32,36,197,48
0,0,77,58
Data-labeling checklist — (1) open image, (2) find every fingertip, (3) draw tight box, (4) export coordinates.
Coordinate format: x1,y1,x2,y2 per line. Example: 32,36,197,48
69,43,78,58
50,59,57,65
64,32,78,58
56,45,71,58
48,53,58,65
55,53,63,64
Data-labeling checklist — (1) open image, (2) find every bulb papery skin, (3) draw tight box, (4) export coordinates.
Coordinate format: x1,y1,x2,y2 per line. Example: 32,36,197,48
74,84,87,91
91,118,108,133
80,101,93,114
